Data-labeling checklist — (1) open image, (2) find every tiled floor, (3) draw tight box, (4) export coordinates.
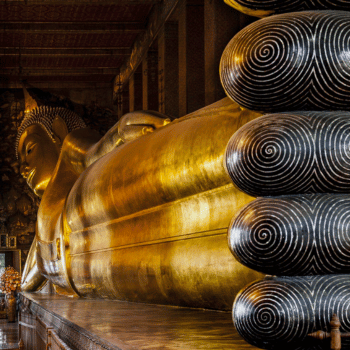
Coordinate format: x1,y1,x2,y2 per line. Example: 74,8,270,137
0,320,19,350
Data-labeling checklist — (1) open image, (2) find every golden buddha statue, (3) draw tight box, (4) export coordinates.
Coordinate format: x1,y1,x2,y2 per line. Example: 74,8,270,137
17,95,263,310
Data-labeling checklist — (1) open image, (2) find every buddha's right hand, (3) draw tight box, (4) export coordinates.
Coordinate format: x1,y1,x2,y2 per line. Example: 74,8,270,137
21,236,47,292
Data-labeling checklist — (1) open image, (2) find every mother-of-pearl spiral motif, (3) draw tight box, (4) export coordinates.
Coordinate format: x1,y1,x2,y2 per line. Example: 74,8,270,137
234,275,350,349
224,0,350,17
226,111,350,197
220,11,350,112
229,193,350,276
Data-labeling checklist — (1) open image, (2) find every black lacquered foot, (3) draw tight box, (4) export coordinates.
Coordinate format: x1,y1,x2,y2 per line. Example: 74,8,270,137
234,275,350,350
226,112,350,197
229,193,350,276
224,0,350,17
221,11,350,112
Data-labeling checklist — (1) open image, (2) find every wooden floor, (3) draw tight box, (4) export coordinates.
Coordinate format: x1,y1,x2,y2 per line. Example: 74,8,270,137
0,320,18,350
23,293,260,350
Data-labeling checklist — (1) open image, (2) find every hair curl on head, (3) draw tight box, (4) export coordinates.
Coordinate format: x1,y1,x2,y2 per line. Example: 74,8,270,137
16,106,86,159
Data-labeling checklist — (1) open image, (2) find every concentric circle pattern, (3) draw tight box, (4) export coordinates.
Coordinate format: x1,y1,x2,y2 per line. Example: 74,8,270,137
234,275,350,349
224,0,350,17
229,193,350,276
226,111,350,197
220,11,350,112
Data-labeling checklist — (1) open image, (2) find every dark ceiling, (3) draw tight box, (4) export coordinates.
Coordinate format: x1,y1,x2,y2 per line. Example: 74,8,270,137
0,0,158,89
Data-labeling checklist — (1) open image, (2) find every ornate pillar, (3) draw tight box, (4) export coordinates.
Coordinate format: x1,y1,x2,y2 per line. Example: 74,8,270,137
129,74,135,113
204,0,253,105
158,23,179,117
142,50,159,112
178,0,205,116
129,66,143,112
142,55,149,111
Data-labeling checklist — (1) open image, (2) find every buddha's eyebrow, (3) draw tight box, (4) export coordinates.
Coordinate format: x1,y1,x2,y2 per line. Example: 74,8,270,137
19,131,42,151
26,132,42,137
25,140,37,150
19,136,37,154
22,133,42,145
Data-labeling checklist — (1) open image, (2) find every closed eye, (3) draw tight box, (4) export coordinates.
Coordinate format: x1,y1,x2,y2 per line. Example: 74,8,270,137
26,143,37,155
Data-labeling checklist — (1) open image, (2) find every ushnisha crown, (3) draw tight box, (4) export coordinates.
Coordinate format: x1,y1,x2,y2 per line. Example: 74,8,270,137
16,106,86,159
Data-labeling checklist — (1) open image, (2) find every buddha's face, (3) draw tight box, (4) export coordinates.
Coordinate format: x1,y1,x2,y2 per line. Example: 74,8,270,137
18,124,60,198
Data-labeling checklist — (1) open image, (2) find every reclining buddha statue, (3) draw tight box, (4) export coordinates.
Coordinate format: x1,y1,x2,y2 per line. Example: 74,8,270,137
17,92,263,310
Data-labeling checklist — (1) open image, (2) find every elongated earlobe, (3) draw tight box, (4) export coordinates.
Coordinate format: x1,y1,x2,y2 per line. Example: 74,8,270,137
52,116,69,147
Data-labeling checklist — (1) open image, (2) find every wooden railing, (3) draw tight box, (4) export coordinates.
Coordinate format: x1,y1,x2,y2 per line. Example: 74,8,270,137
308,315,350,350
19,312,72,350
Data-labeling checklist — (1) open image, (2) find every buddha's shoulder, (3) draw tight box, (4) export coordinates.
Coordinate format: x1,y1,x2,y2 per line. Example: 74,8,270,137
63,128,101,150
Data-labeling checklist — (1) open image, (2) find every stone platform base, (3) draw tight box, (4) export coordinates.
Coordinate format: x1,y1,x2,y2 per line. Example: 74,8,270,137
0,319,19,350
19,292,257,350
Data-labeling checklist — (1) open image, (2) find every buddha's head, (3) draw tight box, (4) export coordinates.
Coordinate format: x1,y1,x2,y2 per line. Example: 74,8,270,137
16,106,86,197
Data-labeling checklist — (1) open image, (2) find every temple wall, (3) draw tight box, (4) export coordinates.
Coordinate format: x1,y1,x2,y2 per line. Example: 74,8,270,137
0,90,36,271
